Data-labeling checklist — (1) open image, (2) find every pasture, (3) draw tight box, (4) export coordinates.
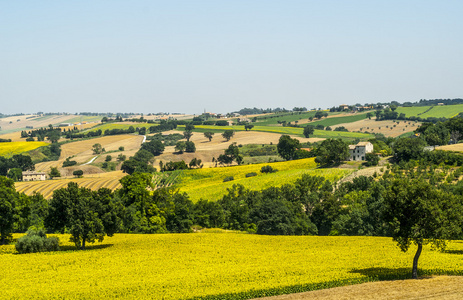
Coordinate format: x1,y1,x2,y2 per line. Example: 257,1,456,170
307,113,369,127
185,125,373,139
174,158,349,202
1,233,462,299
396,104,463,118
0,141,48,157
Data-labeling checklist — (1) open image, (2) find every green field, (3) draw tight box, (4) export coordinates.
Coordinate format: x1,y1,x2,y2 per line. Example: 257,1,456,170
254,111,320,126
419,104,463,118
396,104,463,118
1,233,462,299
309,113,369,127
174,158,350,202
84,122,153,133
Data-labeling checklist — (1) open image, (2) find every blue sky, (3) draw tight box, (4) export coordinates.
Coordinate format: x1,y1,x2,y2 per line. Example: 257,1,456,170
1,1,462,114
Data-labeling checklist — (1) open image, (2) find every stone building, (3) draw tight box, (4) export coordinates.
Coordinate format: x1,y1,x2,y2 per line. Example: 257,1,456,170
22,171,47,181
349,142,374,161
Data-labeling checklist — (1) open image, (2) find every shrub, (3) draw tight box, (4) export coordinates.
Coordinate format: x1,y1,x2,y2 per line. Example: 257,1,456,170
260,165,278,173
62,157,77,167
16,229,60,254
105,155,112,162
119,146,125,151
245,172,257,178
73,170,83,177
223,176,234,182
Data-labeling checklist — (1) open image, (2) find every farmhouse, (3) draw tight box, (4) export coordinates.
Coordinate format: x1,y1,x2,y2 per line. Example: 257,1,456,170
22,171,47,181
349,142,373,161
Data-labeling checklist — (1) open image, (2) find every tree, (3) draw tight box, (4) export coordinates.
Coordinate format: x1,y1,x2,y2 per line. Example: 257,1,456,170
185,141,196,153
47,131,60,143
92,143,103,154
204,132,214,142
46,183,120,249
364,153,380,166
393,137,426,162
314,139,349,166
383,178,463,279
366,112,373,120
183,130,193,142
222,130,234,141
49,167,61,179
314,111,323,119
0,176,17,244
141,139,165,156
244,124,254,131
105,155,112,162
277,135,301,160
423,122,450,146
217,143,243,166
175,141,186,153
7,168,22,181
303,125,315,138
73,170,83,178
117,154,126,162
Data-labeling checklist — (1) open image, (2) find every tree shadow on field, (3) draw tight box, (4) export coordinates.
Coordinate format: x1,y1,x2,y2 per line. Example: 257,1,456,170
443,249,463,255
59,243,114,252
349,267,413,281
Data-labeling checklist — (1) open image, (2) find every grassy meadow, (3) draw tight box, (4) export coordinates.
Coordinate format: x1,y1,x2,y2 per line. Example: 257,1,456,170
174,158,349,202
309,113,369,127
1,233,463,299
0,141,48,157
396,104,463,118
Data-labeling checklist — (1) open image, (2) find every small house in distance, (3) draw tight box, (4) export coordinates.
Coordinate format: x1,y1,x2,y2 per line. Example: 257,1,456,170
349,142,374,161
22,171,47,181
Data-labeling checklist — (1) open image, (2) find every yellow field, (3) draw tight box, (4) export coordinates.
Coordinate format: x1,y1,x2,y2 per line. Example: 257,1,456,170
175,158,350,202
1,233,462,299
15,171,125,199
0,141,48,157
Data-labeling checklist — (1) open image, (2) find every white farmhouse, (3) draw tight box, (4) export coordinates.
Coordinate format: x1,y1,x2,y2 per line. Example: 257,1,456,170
349,142,374,161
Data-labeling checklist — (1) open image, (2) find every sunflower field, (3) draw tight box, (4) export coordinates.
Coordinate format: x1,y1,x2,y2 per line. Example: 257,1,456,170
1,233,463,299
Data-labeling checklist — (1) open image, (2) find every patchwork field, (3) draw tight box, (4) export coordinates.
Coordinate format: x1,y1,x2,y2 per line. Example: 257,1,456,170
15,171,125,199
184,125,373,139
174,158,350,202
35,135,143,172
0,141,48,157
1,233,462,299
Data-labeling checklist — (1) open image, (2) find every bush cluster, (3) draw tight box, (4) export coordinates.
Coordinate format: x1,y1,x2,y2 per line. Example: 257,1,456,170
16,229,60,254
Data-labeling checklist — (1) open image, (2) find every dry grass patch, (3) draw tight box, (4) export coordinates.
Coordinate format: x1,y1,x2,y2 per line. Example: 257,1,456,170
436,144,463,152
255,276,463,300
334,119,419,137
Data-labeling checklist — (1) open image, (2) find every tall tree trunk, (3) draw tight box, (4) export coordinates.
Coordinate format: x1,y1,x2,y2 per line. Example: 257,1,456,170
81,238,86,250
412,243,422,279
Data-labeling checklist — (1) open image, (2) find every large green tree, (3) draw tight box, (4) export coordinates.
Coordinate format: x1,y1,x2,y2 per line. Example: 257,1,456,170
314,139,349,166
0,176,17,244
46,182,120,249
277,135,301,161
383,178,463,279
393,137,426,162
222,130,235,141
303,125,315,138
